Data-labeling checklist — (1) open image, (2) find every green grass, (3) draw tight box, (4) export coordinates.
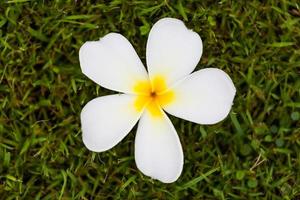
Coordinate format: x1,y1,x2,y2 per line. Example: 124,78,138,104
0,0,300,199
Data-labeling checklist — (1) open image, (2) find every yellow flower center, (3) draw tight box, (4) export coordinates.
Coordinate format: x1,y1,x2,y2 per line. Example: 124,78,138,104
133,75,174,117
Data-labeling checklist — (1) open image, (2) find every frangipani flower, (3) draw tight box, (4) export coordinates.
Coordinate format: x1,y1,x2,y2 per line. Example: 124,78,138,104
79,18,236,183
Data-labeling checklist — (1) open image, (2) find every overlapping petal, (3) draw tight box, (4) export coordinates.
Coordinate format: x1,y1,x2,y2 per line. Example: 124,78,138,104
81,94,143,152
135,109,183,183
146,18,203,88
162,68,236,124
79,33,149,94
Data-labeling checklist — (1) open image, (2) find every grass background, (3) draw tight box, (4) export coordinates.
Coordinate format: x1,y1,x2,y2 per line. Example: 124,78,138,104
0,0,300,199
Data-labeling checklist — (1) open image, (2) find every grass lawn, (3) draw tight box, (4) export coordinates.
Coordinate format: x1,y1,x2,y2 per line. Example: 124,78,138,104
1,0,300,199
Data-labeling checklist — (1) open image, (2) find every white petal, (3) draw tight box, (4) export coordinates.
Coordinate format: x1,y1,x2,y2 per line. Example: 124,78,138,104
163,68,236,124
146,18,203,87
135,110,183,183
79,33,149,94
81,94,142,152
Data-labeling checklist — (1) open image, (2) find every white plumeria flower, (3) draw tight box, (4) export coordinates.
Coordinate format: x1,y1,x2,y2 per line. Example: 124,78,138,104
79,18,236,183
